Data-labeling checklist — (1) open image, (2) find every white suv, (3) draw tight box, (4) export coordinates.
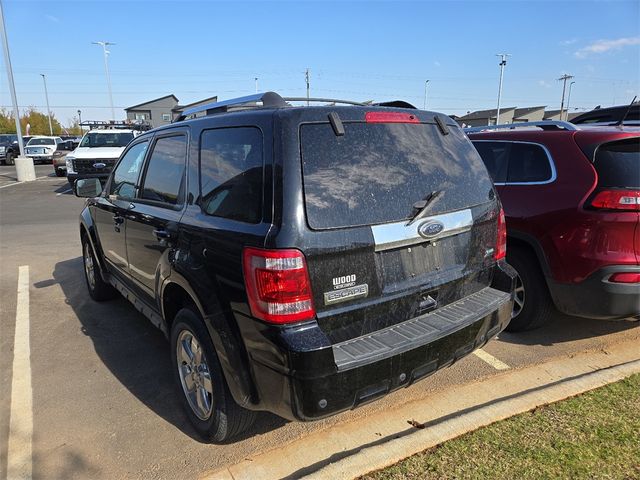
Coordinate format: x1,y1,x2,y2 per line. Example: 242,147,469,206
66,129,139,185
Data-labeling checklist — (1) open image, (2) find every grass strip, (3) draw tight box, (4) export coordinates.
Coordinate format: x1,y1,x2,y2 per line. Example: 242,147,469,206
363,373,640,480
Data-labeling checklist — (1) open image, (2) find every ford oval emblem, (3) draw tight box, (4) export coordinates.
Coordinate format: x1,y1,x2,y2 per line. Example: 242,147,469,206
418,220,445,239
93,162,106,169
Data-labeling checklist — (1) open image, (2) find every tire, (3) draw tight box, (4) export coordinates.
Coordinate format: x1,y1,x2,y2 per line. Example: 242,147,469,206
55,168,66,177
170,308,256,443
82,236,117,301
5,151,15,165
504,246,555,332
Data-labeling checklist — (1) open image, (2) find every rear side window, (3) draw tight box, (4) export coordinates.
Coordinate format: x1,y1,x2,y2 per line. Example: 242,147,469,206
140,135,187,205
594,138,640,188
199,127,263,224
301,122,493,229
507,143,552,183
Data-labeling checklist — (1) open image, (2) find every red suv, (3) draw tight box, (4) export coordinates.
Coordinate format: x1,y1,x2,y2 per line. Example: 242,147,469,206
468,122,639,331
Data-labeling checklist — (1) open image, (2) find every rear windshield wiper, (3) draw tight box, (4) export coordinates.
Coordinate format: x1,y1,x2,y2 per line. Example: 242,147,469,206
406,190,444,226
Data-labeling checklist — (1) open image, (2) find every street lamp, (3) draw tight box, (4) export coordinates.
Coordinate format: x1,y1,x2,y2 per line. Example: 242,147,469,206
0,0,35,181
77,109,82,134
494,54,511,126
92,41,115,120
255,77,259,93
423,80,430,110
40,73,53,135
565,81,576,121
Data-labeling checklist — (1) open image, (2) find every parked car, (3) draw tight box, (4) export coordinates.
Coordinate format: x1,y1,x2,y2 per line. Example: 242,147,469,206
52,140,75,177
571,102,639,126
25,136,66,164
65,129,139,185
0,134,20,165
74,92,515,442
467,121,640,331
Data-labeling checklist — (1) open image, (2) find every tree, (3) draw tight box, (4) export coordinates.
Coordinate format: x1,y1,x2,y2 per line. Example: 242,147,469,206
0,107,64,135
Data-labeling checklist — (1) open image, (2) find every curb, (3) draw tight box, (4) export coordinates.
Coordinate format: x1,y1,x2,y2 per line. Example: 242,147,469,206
201,340,640,480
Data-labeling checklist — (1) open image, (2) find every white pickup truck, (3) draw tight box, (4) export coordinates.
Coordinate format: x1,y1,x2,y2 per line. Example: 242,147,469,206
65,129,140,185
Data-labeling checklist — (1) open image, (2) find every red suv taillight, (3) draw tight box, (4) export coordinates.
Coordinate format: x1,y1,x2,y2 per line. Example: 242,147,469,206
609,272,640,283
242,247,316,324
590,190,640,211
495,208,507,261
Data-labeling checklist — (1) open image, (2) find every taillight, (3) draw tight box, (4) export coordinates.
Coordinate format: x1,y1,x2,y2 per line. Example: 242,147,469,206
242,247,315,324
495,208,507,261
609,272,640,283
590,190,640,211
365,112,419,124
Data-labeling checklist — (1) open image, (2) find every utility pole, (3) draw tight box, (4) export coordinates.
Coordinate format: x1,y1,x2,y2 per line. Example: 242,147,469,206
93,41,116,120
565,81,575,121
254,77,259,93
305,68,310,106
40,74,53,135
423,80,430,110
558,73,574,122
494,54,511,126
0,0,35,181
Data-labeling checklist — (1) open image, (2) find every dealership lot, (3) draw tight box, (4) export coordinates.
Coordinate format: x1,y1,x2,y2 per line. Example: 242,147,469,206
1,170,638,479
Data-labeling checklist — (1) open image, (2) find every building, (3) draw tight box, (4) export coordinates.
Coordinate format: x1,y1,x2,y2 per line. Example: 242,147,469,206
124,95,220,128
543,109,581,122
456,107,516,127
513,106,546,123
125,95,179,128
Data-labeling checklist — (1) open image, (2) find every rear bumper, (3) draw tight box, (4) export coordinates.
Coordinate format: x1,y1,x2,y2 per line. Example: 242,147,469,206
238,261,515,421
549,265,640,319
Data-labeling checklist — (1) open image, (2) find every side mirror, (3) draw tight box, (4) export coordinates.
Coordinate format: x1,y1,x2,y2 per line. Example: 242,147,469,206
74,178,103,198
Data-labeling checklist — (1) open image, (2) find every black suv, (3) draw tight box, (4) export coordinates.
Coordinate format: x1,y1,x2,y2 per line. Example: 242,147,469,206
74,92,515,442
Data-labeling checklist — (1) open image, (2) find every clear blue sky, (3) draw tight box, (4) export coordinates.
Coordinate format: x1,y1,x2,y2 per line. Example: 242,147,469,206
2,0,639,125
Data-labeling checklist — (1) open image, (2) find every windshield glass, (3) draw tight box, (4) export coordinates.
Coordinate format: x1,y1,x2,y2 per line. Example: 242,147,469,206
80,132,134,148
0,135,17,143
301,122,494,229
27,138,56,146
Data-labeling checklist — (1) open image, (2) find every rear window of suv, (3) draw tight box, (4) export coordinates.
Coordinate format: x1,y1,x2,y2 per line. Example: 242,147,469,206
301,122,494,229
594,138,640,188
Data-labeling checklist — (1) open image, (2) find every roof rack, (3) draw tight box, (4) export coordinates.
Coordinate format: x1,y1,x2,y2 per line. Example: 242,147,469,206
175,92,385,121
464,120,578,133
80,120,152,131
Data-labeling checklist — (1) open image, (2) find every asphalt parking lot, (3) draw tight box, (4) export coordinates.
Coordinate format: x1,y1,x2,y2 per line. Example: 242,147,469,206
1,165,638,480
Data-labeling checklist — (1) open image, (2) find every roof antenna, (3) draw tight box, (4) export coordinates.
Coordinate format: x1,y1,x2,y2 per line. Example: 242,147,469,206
615,96,637,127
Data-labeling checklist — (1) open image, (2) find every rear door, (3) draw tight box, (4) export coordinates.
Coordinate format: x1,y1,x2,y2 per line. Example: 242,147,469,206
299,117,500,343
125,130,188,297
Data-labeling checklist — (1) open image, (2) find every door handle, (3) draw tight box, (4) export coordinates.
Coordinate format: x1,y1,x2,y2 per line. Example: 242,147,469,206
153,229,173,240
113,215,124,225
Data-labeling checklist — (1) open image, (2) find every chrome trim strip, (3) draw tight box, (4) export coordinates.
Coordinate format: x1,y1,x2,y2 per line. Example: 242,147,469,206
471,140,558,186
371,209,473,252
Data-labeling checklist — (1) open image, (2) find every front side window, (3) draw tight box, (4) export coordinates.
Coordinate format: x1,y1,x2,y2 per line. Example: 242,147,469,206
109,141,148,199
140,135,187,205
199,127,263,223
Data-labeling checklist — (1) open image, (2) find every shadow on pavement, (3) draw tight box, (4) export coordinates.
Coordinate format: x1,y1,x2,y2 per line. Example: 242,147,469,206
49,257,286,443
54,182,73,194
499,310,638,347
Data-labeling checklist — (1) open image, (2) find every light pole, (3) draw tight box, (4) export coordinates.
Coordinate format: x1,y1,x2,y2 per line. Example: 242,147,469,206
40,74,53,135
92,41,115,120
254,77,259,93
565,81,575,121
494,53,511,126
0,0,35,181
423,80,430,110
77,109,82,134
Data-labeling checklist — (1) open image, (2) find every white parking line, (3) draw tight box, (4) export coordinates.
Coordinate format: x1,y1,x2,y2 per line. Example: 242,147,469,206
0,175,52,190
473,348,510,370
7,266,33,480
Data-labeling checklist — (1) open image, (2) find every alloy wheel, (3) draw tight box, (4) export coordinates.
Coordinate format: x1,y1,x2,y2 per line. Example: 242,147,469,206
176,330,214,420
83,243,96,290
512,270,525,319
